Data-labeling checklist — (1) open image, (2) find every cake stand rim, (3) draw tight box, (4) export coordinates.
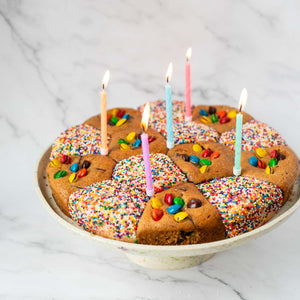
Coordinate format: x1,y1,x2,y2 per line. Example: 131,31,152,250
34,145,300,256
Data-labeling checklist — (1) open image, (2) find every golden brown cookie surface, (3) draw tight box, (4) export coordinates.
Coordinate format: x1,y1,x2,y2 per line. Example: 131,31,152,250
192,104,253,133
137,183,225,245
84,107,141,134
240,146,300,202
47,154,116,216
168,142,234,184
109,127,167,161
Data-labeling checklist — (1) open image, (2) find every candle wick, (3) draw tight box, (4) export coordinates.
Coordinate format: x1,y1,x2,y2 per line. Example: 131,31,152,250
166,77,169,84
102,83,105,90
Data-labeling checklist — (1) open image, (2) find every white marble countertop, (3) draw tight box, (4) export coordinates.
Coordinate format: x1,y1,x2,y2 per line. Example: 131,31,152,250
1,0,300,299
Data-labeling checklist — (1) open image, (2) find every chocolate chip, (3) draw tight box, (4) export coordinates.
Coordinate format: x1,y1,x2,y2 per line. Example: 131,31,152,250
278,153,286,161
208,106,216,115
82,160,91,169
187,198,202,208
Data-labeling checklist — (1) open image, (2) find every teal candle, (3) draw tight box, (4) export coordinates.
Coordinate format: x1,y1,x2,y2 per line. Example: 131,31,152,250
165,63,174,149
233,112,243,176
233,88,248,176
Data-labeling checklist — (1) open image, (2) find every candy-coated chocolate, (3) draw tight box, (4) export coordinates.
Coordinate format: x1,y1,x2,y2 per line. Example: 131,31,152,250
68,173,78,183
249,156,258,167
258,160,266,169
167,204,181,214
148,136,156,143
54,170,67,179
122,113,130,120
111,108,119,117
120,143,130,151
180,154,190,161
211,114,218,123
192,144,203,153
173,197,185,207
151,208,164,221
201,116,212,124
202,148,212,158
190,155,200,164
220,116,230,124
77,168,87,178
217,110,226,119
110,116,118,125
174,211,188,222
50,159,62,168
164,193,174,205
118,138,129,145
61,155,71,164
107,113,112,121
210,151,220,159
187,198,202,208
200,159,212,166
70,163,79,172
199,165,208,174
82,160,91,169
278,153,285,161
117,109,125,118
199,109,208,116
116,118,127,127
227,111,237,119
269,158,278,167
265,166,274,174
126,132,136,142
151,197,163,209
256,148,268,158
270,149,278,159
208,106,217,115
132,139,141,147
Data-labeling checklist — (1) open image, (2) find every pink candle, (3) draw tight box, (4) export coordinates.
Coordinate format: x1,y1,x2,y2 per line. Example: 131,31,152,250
185,47,192,123
141,103,154,197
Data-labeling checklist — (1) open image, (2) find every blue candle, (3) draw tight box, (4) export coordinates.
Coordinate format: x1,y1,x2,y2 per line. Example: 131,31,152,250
233,88,248,176
165,63,174,149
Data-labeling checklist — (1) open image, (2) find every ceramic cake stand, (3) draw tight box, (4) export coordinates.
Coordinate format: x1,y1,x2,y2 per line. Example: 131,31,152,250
34,146,300,270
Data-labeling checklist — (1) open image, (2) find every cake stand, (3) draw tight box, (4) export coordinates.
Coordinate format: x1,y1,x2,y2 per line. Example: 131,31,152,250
34,146,300,270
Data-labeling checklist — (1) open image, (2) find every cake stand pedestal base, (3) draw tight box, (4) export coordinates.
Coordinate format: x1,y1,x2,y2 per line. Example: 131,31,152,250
125,253,214,270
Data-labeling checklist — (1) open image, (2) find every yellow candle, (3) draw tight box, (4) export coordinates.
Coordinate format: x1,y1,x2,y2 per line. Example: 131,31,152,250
100,70,110,155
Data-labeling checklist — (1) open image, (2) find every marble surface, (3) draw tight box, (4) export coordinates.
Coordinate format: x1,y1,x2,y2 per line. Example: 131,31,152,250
1,0,300,299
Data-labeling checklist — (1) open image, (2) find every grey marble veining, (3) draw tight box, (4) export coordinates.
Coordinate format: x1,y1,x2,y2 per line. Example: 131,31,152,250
1,0,300,299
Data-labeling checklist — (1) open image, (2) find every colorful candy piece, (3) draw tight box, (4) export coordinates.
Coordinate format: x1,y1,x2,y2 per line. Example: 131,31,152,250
258,160,266,169
167,204,181,214
220,117,230,124
202,148,212,158
256,148,268,158
50,159,62,168
269,158,278,167
70,163,79,172
110,116,118,125
265,166,274,174
270,149,278,159
180,154,190,161
210,151,220,159
192,144,203,153
61,155,71,164
82,160,91,169
200,159,212,166
151,197,163,209
217,111,226,119
107,113,112,121
208,106,217,115
68,173,78,183
54,170,67,179
199,109,208,116
227,111,237,119
118,138,129,145
249,156,258,167
174,211,188,222
132,139,141,147
190,155,200,165
120,143,130,151
164,193,174,205
278,153,285,161
117,109,125,118
116,118,127,127
211,114,218,123
201,116,212,124
148,136,156,143
122,113,130,120
126,132,136,142
187,198,202,208
111,108,119,117
77,168,87,178
173,197,185,207
199,165,208,174
152,208,164,221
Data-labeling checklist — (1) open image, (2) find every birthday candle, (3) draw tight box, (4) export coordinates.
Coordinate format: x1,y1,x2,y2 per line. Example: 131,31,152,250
141,103,154,197
100,70,110,156
165,63,174,149
185,48,192,123
233,88,248,176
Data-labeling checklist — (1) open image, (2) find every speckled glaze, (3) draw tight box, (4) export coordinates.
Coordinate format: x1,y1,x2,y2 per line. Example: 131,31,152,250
35,146,300,270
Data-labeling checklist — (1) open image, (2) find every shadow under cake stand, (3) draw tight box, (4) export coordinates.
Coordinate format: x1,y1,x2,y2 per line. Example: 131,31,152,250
34,146,300,270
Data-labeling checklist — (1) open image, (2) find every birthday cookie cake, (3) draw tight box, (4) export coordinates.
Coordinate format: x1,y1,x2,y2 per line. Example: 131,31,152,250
46,101,300,245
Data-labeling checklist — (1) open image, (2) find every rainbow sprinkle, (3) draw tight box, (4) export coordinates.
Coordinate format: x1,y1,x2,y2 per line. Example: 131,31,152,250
139,100,219,144
112,153,187,193
219,120,287,151
69,180,148,242
198,176,283,237
50,124,104,159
